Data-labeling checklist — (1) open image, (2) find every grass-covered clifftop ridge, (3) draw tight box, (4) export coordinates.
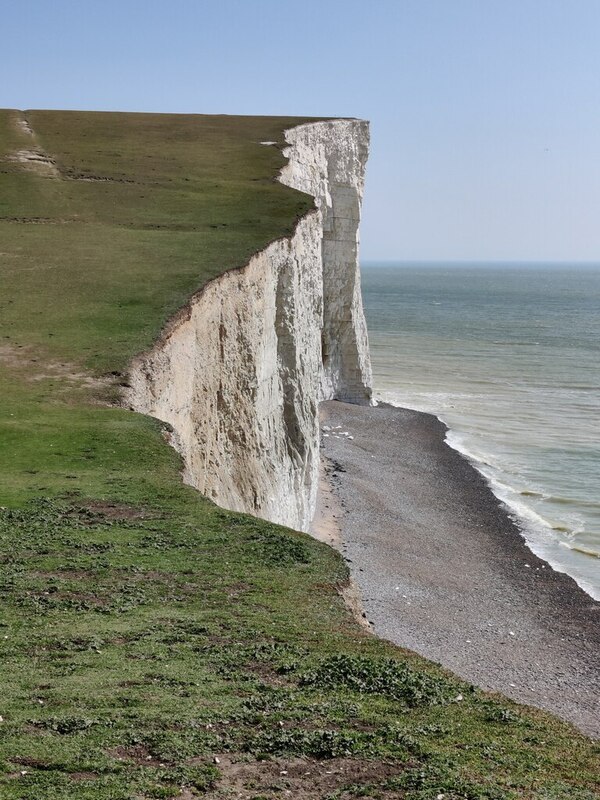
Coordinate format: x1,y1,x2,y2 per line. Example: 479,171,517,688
0,110,316,378
0,110,598,799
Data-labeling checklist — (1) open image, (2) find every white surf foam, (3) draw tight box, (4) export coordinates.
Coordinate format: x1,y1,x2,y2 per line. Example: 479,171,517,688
378,391,600,601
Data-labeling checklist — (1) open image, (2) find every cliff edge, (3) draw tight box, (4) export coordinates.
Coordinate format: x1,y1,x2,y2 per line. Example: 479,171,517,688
127,119,372,532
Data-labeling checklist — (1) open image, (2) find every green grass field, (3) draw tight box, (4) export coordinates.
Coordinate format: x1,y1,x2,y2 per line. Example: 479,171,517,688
0,109,598,799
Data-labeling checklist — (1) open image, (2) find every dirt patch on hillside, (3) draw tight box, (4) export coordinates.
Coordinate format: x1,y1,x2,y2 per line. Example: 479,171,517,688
204,754,404,799
5,149,60,179
15,116,34,136
76,499,157,521
0,344,110,390
6,115,60,178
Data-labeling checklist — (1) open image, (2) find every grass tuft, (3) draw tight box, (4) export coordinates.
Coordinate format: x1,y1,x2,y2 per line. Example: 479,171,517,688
301,653,458,707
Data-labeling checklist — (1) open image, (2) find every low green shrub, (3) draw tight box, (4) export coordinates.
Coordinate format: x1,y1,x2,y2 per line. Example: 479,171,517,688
301,654,456,707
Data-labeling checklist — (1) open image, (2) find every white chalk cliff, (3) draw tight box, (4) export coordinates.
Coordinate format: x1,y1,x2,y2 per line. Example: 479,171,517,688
127,119,372,532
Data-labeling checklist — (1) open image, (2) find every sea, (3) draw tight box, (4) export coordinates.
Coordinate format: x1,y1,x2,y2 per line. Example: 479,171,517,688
360,262,600,600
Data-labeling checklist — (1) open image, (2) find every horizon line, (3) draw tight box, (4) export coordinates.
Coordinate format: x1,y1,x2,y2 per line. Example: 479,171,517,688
360,259,600,266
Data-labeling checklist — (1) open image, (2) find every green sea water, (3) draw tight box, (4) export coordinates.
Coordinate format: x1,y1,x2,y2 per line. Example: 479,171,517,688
361,263,600,599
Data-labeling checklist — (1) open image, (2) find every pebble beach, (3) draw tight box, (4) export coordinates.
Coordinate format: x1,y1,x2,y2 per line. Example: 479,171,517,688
313,400,600,738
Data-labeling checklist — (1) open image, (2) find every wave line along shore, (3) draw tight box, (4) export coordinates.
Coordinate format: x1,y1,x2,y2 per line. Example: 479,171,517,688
314,400,600,738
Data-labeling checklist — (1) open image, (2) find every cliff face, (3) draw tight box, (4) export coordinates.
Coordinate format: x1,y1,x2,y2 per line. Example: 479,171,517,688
127,119,371,532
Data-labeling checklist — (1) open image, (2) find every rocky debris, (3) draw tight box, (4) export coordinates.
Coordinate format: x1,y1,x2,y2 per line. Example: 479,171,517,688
322,425,354,441
6,149,60,178
15,116,34,136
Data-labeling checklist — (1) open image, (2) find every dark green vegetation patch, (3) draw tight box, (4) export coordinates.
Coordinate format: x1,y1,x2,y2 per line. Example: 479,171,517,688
300,653,457,707
0,111,598,798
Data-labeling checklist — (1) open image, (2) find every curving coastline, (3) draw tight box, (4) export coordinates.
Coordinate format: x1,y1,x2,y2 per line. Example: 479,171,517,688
444,424,600,602
315,400,600,737
376,391,600,602
124,116,599,739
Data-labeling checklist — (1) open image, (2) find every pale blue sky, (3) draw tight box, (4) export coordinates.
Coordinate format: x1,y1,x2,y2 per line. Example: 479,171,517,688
3,0,600,261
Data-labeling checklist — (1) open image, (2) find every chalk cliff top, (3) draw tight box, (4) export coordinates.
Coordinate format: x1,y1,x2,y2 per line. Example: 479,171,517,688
0,110,320,378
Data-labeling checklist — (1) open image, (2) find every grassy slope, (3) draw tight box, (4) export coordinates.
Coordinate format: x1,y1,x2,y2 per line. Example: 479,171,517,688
0,109,597,800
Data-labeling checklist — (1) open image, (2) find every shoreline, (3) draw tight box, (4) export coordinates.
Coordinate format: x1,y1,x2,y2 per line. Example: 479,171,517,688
386,396,600,602
315,400,600,738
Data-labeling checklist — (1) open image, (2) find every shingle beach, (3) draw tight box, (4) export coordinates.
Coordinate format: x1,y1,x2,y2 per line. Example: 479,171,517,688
314,401,600,737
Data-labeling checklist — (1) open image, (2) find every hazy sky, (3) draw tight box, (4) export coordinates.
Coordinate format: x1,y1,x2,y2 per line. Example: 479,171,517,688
3,0,600,261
